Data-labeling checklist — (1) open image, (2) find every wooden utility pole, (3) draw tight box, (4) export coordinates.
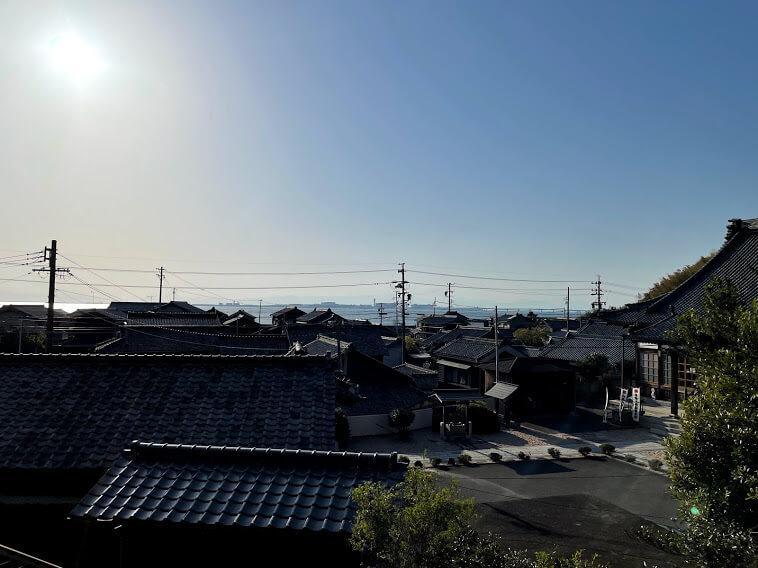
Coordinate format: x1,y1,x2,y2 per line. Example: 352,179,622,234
566,287,570,338
32,240,69,353
494,305,499,384
445,283,453,313
396,263,408,364
156,267,165,304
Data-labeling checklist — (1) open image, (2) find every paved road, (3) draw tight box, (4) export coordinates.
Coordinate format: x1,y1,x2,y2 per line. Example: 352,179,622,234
436,458,682,568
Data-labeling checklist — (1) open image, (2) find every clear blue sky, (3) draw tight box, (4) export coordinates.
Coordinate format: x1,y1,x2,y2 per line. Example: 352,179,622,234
1,1,757,309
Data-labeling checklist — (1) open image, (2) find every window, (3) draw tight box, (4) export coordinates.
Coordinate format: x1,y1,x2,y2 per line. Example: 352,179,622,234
639,350,659,384
677,357,697,392
663,355,672,386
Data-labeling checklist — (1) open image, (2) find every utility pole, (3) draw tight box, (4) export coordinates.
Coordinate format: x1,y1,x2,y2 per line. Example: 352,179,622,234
494,305,499,384
32,240,69,353
258,299,263,323
377,302,386,326
172,288,176,301
395,263,409,364
156,267,165,304
18,319,23,353
566,287,570,338
445,283,453,313
591,276,605,312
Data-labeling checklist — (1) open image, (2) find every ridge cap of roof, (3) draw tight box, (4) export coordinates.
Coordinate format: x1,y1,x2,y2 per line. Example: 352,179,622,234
127,441,400,471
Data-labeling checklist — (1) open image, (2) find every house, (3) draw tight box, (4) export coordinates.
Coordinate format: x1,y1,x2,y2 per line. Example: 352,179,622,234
601,217,758,404
539,321,634,367
393,362,439,391
433,336,526,392
296,308,346,325
481,357,578,415
0,354,339,565
0,305,69,350
286,324,388,361
71,443,404,567
415,311,470,337
96,328,289,355
221,309,261,331
270,306,306,326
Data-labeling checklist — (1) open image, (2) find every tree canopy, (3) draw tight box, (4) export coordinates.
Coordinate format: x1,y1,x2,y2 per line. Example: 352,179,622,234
665,278,758,567
513,326,549,347
641,251,716,300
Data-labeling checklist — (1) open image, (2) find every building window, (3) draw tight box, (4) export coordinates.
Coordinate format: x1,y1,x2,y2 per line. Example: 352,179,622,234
639,351,659,385
677,357,697,392
663,355,672,386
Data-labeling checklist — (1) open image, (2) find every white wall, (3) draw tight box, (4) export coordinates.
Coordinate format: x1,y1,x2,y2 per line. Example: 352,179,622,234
349,407,433,437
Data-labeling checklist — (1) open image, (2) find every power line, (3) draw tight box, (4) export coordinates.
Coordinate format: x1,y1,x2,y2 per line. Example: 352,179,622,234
407,269,587,283
58,253,148,302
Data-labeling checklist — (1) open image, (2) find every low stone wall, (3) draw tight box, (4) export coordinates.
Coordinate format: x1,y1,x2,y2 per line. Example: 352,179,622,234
348,407,433,437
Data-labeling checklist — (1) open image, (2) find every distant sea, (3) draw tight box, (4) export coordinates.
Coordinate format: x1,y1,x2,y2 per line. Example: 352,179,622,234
0,301,583,326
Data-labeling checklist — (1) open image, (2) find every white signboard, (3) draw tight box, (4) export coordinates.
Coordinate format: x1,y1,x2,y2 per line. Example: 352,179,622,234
632,387,641,422
619,388,628,412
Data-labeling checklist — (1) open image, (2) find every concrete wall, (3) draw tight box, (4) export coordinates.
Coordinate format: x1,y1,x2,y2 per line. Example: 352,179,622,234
349,408,433,437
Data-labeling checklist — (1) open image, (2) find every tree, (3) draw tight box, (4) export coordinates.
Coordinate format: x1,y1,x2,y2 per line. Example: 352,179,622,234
388,407,415,439
513,326,549,347
405,336,421,354
641,251,716,300
665,278,758,567
350,467,609,568
576,352,609,382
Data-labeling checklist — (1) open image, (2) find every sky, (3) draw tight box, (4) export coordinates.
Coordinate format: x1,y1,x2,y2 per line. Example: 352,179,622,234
1,1,757,311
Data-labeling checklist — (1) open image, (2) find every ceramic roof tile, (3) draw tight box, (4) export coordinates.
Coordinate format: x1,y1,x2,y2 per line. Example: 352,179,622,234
72,443,404,534
0,354,336,470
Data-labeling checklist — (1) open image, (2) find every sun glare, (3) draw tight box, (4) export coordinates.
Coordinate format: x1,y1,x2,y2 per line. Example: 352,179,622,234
48,33,104,82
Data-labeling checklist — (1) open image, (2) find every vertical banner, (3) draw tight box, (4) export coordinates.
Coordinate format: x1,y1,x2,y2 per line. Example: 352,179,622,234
632,387,641,422
619,388,628,412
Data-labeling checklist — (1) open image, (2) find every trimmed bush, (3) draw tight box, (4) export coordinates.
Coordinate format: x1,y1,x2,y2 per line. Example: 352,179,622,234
599,443,615,455
458,453,472,465
398,455,410,464
547,447,561,459
489,452,502,462
578,446,592,457
414,460,424,468
648,458,663,471
517,451,531,461
388,408,415,439
624,454,637,463
447,457,456,466
429,456,442,467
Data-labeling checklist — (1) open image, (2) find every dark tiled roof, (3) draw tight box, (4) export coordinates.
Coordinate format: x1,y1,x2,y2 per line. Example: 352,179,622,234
270,306,305,319
70,308,126,323
416,312,470,328
0,354,336,470
480,356,576,375
287,325,388,358
97,329,290,355
71,442,404,533
573,321,629,338
0,305,68,320
222,310,259,326
433,337,523,363
420,326,494,350
539,336,634,365
601,218,758,334
302,336,351,356
296,309,346,324
126,312,222,327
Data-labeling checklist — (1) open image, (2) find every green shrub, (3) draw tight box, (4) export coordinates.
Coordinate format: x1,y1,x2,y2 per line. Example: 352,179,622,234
398,455,410,464
547,447,561,459
458,453,472,465
414,460,424,468
388,408,415,439
599,443,615,455
447,457,456,466
624,454,636,463
429,456,442,467
648,458,663,471
489,452,502,462
577,446,592,457
517,451,530,460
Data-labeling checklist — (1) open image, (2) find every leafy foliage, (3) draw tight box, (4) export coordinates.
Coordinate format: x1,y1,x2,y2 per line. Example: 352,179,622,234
599,444,615,456
547,447,561,459
405,336,421,354
665,278,758,567
577,446,592,457
576,353,609,381
513,326,549,347
350,468,610,568
388,408,416,439
642,251,716,300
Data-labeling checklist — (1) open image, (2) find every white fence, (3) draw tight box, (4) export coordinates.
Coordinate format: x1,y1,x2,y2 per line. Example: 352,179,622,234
348,407,433,437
